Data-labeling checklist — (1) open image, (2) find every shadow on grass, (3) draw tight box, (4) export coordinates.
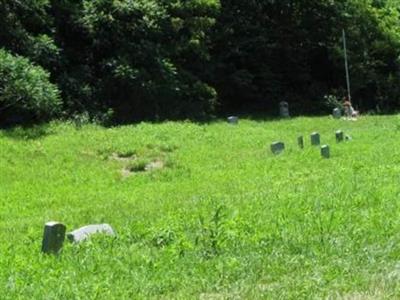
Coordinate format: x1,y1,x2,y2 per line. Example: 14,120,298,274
0,124,53,140
101,113,287,127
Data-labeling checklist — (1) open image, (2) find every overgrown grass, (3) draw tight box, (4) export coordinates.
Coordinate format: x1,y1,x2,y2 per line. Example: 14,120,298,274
1,116,400,299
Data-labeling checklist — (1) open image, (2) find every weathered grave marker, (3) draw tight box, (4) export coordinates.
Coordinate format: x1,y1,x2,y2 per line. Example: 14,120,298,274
298,136,304,149
345,134,352,141
321,145,330,158
279,101,290,118
271,142,285,154
67,224,115,243
333,108,342,119
310,132,320,146
41,222,66,254
227,116,238,125
336,130,344,143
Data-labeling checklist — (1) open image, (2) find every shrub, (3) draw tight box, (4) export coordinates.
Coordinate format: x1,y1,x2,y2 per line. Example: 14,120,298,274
0,49,61,125
50,0,219,122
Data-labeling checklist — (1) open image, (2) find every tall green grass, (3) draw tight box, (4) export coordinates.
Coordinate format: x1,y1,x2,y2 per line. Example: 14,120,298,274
1,116,400,299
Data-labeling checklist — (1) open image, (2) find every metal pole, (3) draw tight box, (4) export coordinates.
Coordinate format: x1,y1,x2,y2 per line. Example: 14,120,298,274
343,29,351,102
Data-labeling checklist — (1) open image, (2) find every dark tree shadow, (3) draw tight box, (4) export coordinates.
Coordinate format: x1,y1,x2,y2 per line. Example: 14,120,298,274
0,124,53,140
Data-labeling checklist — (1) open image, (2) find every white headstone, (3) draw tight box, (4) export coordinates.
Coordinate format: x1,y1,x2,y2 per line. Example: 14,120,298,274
227,116,239,125
345,134,352,141
332,108,341,119
67,224,116,243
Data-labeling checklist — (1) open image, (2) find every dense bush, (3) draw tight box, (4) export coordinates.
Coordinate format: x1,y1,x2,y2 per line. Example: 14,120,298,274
0,1,59,69
50,0,219,122
0,49,61,125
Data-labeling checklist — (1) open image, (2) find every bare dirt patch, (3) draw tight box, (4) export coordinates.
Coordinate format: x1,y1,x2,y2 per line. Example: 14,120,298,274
107,146,175,178
120,159,167,178
145,160,164,171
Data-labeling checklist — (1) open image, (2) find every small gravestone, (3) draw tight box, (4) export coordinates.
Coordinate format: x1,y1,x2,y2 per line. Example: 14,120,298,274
67,224,115,243
279,101,290,118
271,142,285,154
227,116,238,125
41,222,66,254
321,145,330,158
332,108,342,119
310,132,320,146
298,136,304,149
336,130,344,143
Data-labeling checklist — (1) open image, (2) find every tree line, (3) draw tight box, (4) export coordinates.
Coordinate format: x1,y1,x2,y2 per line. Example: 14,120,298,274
1,0,400,125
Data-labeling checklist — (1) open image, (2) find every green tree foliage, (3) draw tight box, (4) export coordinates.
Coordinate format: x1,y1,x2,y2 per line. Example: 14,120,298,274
0,49,61,125
0,0,60,70
1,0,400,124
51,0,219,122
211,0,341,113
212,0,400,114
333,0,400,112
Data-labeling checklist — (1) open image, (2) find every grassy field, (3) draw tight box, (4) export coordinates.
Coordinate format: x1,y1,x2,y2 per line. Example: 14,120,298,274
1,116,400,299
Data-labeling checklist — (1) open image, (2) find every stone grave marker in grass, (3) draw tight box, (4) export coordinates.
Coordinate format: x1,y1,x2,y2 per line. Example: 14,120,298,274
271,142,285,154
321,145,330,158
227,116,238,125
67,224,115,243
333,108,342,119
41,221,66,254
311,132,320,146
279,101,290,118
336,130,344,143
298,136,304,149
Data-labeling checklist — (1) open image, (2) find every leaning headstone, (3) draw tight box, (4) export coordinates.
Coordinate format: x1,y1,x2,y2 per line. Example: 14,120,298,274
310,132,320,146
41,222,66,254
321,145,330,158
279,101,290,118
336,130,344,143
67,224,116,243
271,142,285,154
298,136,304,149
227,116,239,125
332,108,342,119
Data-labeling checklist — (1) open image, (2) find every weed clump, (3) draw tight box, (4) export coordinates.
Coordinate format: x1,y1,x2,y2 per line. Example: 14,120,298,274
128,159,149,173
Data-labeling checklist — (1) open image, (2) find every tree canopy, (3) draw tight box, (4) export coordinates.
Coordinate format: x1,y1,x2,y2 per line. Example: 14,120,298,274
1,0,400,125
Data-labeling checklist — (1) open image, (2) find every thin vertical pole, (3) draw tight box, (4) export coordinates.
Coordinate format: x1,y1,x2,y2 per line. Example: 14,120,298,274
343,29,351,102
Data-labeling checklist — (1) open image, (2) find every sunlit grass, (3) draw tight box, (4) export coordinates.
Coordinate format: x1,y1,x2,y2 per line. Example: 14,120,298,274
1,116,400,298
